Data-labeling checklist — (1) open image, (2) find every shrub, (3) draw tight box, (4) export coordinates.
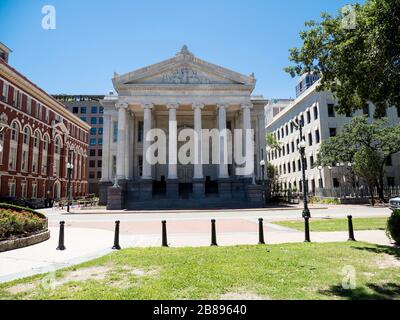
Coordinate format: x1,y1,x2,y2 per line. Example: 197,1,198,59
387,209,400,245
0,205,46,240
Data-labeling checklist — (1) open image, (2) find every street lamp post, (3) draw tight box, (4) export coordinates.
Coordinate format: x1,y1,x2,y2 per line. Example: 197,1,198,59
292,118,311,242
260,159,266,203
66,162,74,213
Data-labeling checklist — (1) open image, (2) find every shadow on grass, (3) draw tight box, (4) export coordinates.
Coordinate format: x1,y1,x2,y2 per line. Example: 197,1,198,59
351,244,400,259
320,283,400,300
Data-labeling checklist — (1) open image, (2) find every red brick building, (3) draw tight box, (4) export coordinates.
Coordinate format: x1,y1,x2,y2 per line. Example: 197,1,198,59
0,42,90,201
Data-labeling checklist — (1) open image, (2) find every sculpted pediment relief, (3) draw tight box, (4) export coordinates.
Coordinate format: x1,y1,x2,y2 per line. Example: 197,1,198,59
114,46,256,90
132,66,238,85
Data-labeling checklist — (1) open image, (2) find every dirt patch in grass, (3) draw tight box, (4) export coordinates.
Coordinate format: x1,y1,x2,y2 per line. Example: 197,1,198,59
51,266,110,288
6,283,36,295
375,254,400,269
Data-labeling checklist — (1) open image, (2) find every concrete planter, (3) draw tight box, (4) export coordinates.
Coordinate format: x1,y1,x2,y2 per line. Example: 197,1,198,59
0,229,50,253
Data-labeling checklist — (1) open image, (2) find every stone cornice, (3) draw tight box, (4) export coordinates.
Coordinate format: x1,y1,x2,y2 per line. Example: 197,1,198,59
0,63,90,131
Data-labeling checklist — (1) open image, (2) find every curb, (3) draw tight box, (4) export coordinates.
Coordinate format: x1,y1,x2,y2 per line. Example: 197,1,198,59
0,230,51,253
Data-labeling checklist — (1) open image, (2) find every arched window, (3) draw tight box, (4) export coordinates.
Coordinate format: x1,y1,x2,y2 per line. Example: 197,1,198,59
11,122,19,141
43,135,49,151
33,131,40,148
55,136,61,154
23,126,30,145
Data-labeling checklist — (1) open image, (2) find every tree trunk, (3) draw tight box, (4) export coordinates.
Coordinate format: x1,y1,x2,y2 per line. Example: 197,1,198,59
369,183,375,207
378,159,387,202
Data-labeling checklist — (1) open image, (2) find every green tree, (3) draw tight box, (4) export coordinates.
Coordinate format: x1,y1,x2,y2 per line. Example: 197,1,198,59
265,133,282,192
266,133,281,151
318,116,400,202
285,0,400,118
353,147,382,205
267,162,279,192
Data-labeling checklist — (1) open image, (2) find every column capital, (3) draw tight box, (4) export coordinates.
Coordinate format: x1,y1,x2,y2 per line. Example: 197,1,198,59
217,103,229,111
192,103,204,110
142,103,154,110
241,103,253,110
167,103,179,110
115,102,128,110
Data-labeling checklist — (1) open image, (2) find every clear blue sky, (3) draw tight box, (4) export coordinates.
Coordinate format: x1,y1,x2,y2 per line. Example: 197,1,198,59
0,0,361,99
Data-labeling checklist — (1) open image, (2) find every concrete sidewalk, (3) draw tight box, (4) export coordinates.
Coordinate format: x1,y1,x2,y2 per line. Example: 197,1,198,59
0,224,394,284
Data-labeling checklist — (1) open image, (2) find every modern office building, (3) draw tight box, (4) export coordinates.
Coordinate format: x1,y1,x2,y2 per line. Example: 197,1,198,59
295,73,320,97
53,95,105,195
99,46,268,209
265,77,400,194
0,43,90,201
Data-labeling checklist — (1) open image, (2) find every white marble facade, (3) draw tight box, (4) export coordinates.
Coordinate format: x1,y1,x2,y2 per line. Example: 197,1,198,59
99,46,267,208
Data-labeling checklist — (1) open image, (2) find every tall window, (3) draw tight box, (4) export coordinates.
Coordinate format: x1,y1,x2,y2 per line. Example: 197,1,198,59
21,182,27,198
328,104,335,117
42,136,49,175
8,180,16,197
32,183,37,198
21,150,28,172
315,129,320,144
8,146,17,170
23,127,30,145
11,122,18,141
91,106,97,113
27,97,32,114
313,106,318,120
0,131,3,164
113,121,118,142
2,82,8,102
329,128,337,137
112,156,117,177
54,137,62,177
138,121,143,142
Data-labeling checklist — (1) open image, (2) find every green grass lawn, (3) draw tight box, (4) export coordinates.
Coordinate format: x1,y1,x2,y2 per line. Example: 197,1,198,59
1,242,399,300
273,217,388,232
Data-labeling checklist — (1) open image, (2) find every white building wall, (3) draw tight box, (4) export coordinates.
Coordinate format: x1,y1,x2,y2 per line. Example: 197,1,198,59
266,83,400,193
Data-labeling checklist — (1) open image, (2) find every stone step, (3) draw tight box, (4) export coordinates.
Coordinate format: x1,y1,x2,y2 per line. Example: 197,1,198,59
125,197,262,210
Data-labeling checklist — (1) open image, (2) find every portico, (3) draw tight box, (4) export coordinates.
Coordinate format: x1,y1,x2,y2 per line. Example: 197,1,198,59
99,46,267,210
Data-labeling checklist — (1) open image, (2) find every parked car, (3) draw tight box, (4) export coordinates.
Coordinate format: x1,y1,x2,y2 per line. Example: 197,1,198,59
389,196,400,211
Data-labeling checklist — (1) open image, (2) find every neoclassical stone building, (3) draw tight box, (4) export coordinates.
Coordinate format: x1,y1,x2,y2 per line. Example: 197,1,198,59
99,46,267,209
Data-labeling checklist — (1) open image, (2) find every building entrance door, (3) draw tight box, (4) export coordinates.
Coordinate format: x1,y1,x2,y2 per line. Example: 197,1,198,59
177,164,193,183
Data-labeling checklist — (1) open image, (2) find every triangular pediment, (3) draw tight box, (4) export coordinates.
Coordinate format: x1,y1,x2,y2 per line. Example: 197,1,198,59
113,46,256,90
126,63,242,85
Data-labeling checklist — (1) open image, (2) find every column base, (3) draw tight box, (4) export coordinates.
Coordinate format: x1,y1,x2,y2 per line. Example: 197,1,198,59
193,178,205,199
140,179,153,200
218,178,232,199
245,184,265,207
106,180,126,210
98,181,112,206
166,179,179,199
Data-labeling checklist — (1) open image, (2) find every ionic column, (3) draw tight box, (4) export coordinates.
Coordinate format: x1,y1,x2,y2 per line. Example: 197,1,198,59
142,103,153,179
193,103,204,179
167,103,179,179
217,104,229,178
116,102,128,180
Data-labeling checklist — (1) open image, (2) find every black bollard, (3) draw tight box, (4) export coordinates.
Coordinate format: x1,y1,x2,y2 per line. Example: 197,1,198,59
162,220,168,247
304,217,311,243
112,220,121,250
347,215,356,241
56,221,66,250
211,219,218,246
258,218,265,245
